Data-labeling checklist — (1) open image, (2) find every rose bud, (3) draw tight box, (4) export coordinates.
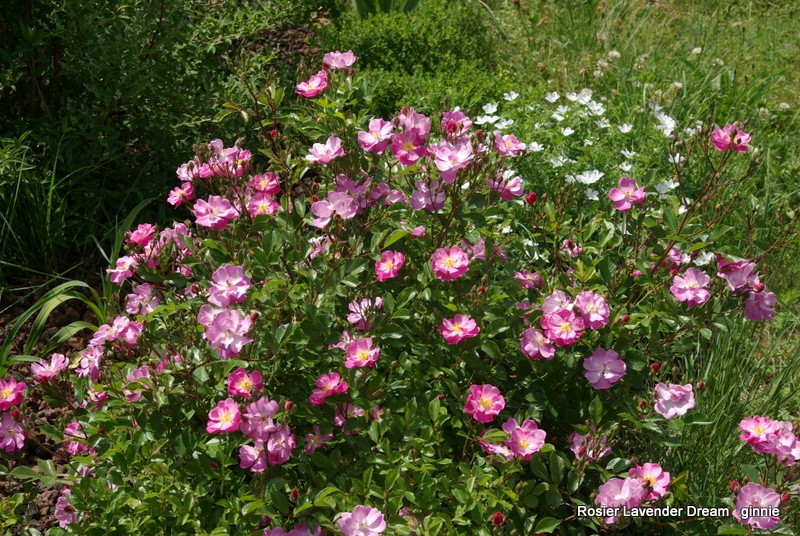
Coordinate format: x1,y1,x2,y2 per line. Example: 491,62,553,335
729,480,740,492
289,488,299,503
781,493,791,503
639,399,647,409
649,363,660,374
284,400,295,412
752,283,765,292
525,191,538,205
491,512,505,526
11,409,20,420
619,314,631,324
437,394,445,401
696,381,706,392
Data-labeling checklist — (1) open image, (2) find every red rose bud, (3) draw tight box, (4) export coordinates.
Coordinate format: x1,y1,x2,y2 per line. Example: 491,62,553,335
269,129,279,138
639,399,647,409
491,512,505,526
209,462,218,470
781,493,791,503
649,363,660,374
311,195,320,203
477,285,487,295
289,488,299,503
730,480,740,492
11,409,20,420
752,283,765,292
437,394,445,401
619,314,631,324
525,191,538,205
577,445,587,456
696,381,706,392
284,400,295,412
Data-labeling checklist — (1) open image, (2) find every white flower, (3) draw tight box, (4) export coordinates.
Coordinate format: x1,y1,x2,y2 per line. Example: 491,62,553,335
550,155,569,168
594,118,611,129
475,115,499,125
608,50,621,61
552,113,565,122
585,188,599,201
503,91,519,102
574,170,604,184
522,239,534,247
619,162,633,172
556,105,570,115
533,122,542,130
668,153,686,164
561,127,575,136
545,92,560,103
583,139,594,146
585,101,605,116
621,149,638,159
618,123,633,133
482,102,498,114
655,180,679,199
527,142,544,152
567,89,593,104
495,118,515,130
693,251,715,266
652,106,677,137
691,47,702,56
501,226,512,234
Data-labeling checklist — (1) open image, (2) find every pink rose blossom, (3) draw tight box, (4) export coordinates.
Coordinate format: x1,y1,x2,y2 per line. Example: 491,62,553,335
358,118,394,153
570,428,611,461
439,314,480,344
514,270,542,289
520,327,556,360
206,398,241,434
240,397,281,441
390,131,426,166
76,345,102,382
464,384,505,423
310,191,358,228
739,416,786,454
247,192,281,218
744,289,776,321
653,383,695,419
583,348,626,389
487,170,524,200
107,255,138,285
431,246,470,281
541,309,584,347
125,283,159,316
346,297,383,330
226,368,263,398
608,177,645,211
123,365,151,403
670,268,711,308
595,477,647,524
323,50,356,70
716,258,759,293
267,425,296,465
375,250,405,282
31,353,69,383
208,264,250,307
239,440,268,472
629,463,670,500
345,338,380,368
542,290,572,314
440,110,472,138
337,505,386,536
733,483,780,530
0,412,25,453
304,425,334,454
306,136,345,164
167,182,195,207
0,378,26,410
309,372,348,406
193,195,239,230
502,418,547,460
560,239,583,257
711,124,751,152
127,223,156,246
63,421,89,456
296,70,328,98
430,137,473,183
334,402,365,428
409,180,446,211
494,133,526,156
54,488,77,528
396,107,431,139
203,309,254,359
574,290,610,330
249,172,281,194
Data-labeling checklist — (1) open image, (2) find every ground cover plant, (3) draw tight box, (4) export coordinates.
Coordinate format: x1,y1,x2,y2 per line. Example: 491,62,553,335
1,48,799,535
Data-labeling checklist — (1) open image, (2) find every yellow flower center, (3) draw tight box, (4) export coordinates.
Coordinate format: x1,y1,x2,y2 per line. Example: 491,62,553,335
0,388,11,399
479,397,493,409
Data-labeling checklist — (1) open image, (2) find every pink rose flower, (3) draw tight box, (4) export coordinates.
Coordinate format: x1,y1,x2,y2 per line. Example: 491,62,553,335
0,378,26,410
653,383,695,419
203,309,254,358
670,268,711,308
54,488,77,528
440,110,472,138
226,368,263,398
306,136,345,164
520,327,556,360
502,418,547,460
514,270,543,289
744,289,776,321
487,170,524,200
296,70,328,98
240,397,281,441
430,137,473,183
629,463,670,500
304,425,334,454
358,118,394,153
494,133,526,156
107,255,138,285
390,131,426,166
322,50,356,70
208,264,250,307
345,338,380,368
439,314,480,344
249,172,281,194
733,483,780,530
594,477,647,524
431,246,470,281
247,192,281,218
375,250,405,282
127,223,156,246
711,124,751,152
0,412,25,453
583,348,626,389
346,297,383,330
309,372,348,406
608,177,645,211
409,180,446,211
464,384,505,423
193,195,239,230
337,505,386,536
570,428,611,461
31,353,69,383
574,290,610,330
541,309,584,347
206,398,241,434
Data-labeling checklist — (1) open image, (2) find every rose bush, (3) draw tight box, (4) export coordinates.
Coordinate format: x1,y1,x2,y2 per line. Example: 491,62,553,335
2,52,798,535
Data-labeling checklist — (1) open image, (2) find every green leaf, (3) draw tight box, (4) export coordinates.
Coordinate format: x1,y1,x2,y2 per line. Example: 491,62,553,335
383,230,409,248
716,525,751,535
533,517,560,533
